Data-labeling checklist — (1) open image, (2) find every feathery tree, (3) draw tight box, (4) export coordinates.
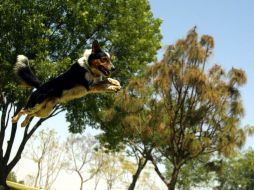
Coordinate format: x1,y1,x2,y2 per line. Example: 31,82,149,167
98,27,253,190
0,0,161,188
146,27,253,190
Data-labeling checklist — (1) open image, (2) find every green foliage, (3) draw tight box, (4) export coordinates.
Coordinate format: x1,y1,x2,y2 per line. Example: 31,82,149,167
0,0,162,132
216,149,254,190
165,155,217,190
0,0,161,187
97,76,166,150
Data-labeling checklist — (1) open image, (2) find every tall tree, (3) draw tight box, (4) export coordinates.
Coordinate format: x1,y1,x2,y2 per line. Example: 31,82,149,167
98,27,253,190
0,0,161,189
146,27,252,190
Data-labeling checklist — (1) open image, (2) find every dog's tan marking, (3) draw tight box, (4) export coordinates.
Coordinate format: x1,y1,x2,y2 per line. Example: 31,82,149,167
21,115,32,127
12,98,57,126
34,99,57,118
60,85,88,103
12,108,26,123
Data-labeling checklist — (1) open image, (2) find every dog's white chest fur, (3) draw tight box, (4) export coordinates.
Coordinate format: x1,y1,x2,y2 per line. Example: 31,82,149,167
59,85,88,103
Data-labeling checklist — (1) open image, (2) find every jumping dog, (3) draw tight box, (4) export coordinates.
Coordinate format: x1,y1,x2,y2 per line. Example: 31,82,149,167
12,40,121,127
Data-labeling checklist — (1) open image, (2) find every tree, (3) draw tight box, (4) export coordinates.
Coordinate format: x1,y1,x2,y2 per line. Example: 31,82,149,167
0,0,161,188
23,129,66,190
216,149,254,190
94,150,134,190
98,76,166,190
98,27,253,190
65,134,101,190
66,141,135,190
145,27,253,190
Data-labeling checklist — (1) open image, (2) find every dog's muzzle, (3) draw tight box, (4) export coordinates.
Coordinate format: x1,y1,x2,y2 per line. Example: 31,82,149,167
99,63,116,77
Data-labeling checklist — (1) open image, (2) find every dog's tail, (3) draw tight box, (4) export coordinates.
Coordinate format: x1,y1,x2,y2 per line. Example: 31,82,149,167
14,55,41,88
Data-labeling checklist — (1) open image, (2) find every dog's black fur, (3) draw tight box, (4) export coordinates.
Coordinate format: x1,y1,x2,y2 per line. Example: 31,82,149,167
24,61,91,110
12,40,121,127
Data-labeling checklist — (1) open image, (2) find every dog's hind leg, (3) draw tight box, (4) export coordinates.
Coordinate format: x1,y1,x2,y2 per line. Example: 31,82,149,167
21,115,32,128
12,108,26,124
35,99,57,118
20,99,57,127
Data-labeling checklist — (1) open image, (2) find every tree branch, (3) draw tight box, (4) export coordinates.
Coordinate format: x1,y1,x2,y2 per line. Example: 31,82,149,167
7,118,45,172
0,104,8,151
3,106,22,164
150,156,170,186
5,103,13,127
3,123,17,164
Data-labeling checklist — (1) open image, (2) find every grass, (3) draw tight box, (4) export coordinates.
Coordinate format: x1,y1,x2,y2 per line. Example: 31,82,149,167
7,181,41,190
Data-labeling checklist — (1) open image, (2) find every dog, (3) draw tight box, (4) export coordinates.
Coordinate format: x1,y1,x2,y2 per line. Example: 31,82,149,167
12,40,121,127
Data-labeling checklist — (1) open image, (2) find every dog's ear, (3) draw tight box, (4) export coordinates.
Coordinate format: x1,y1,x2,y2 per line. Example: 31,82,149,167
92,40,101,54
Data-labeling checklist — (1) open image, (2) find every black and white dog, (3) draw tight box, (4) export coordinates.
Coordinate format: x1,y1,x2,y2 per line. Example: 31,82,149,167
12,40,121,127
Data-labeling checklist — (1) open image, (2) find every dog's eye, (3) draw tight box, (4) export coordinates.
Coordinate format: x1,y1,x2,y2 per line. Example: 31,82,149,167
100,57,108,63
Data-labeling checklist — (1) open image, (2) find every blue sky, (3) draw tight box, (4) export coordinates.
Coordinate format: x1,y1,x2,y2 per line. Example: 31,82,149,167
150,0,254,148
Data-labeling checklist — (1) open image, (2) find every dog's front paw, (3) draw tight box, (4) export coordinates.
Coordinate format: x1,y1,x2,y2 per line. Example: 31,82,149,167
108,84,121,92
107,78,121,86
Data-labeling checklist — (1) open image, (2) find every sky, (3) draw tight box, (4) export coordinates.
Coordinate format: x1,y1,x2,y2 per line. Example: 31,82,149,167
12,0,254,189
150,0,254,148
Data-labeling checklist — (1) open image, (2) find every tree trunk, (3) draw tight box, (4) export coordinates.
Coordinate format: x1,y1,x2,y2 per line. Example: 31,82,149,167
0,166,10,190
167,166,180,190
76,171,84,190
34,161,41,187
128,158,148,190
0,113,55,190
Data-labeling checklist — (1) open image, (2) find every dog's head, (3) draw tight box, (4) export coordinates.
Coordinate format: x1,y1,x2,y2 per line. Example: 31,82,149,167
86,40,115,77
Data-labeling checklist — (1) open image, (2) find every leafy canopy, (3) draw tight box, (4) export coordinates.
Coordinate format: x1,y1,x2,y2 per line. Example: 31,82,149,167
216,150,254,190
0,0,162,132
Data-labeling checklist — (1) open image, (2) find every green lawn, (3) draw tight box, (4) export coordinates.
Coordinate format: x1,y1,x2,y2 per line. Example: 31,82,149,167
7,181,41,190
